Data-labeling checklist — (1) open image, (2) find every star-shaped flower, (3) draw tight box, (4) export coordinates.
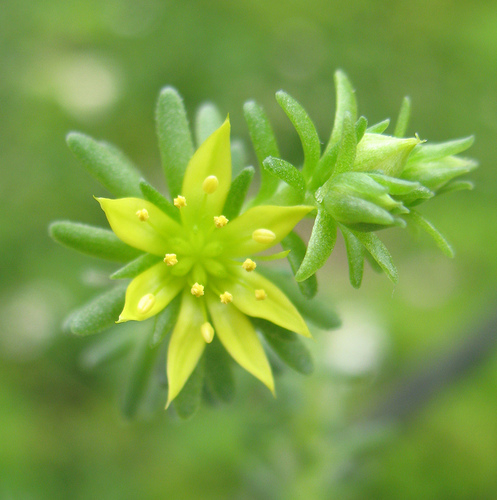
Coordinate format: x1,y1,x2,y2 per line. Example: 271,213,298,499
97,119,313,404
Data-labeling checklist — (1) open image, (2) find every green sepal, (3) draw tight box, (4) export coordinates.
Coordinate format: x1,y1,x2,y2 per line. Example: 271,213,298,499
355,116,368,142
350,231,398,284
254,319,314,375
222,166,255,219
263,156,306,194
150,295,181,348
295,208,338,281
173,356,205,419
259,268,340,330
340,225,365,288
121,328,161,419
436,180,474,195
205,336,235,402
275,91,321,179
49,221,142,262
64,284,127,336
79,329,135,370
139,179,180,222
110,253,162,280
394,96,411,138
155,87,194,199
281,231,318,298
230,139,248,177
330,111,357,176
195,102,223,146
243,100,280,203
409,136,474,162
367,119,390,134
66,132,142,198
406,210,455,258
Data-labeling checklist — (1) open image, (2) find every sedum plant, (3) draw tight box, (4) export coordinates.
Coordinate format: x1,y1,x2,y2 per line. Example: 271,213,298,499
50,71,476,418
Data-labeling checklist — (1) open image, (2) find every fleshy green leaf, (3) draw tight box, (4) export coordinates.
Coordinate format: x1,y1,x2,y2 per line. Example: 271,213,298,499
255,319,313,375
66,132,142,198
351,231,398,284
155,87,194,199
276,91,321,179
50,221,142,262
243,100,280,203
111,254,162,280
409,136,474,162
367,119,390,134
121,329,161,419
436,180,474,195
139,179,180,222
205,336,235,402
263,156,306,194
222,166,255,220
295,209,337,282
340,225,365,288
230,138,248,177
331,111,357,176
151,294,181,347
281,231,318,298
355,116,368,142
406,210,455,258
394,97,411,138
65,284,127,336
79,329,135,370
173,356,205,419
195,102,223,146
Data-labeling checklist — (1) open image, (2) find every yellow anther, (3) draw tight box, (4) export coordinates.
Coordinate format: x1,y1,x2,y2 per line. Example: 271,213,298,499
202,175,219,194
174,195,187,208
220,291,233,304
255,289,267,301
214,215,229,228
242,258,257,272
252,228,276,244
191,282,204,297
136,208,149,221
201,322,215,343
163,253,178,266
137,293,156,313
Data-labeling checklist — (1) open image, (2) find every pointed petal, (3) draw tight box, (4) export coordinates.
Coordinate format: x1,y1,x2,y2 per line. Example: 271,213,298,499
181,119,232,226
119,262,184,322
217,205,313,256
206,293,274,394
218,267,311,338
97,197,182,256
166,292,206,405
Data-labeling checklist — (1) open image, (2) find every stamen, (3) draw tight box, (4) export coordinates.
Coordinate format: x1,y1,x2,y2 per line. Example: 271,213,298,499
202,175,219,194
191,282,204,297
220,291,233,304
242,258,257,272
252,228,276,244
163,253,178,266
201,322,215,343
137,293,156,313
174,195,187,208
255,289,267,301
214,215,229,228
136,208,149,221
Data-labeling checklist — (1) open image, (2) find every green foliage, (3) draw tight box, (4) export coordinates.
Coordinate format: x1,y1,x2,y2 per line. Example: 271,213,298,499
139,180,181,222
195,102,223,146
173,357,205,419
222,166,255,219
205,336,235,403
111,254,162,280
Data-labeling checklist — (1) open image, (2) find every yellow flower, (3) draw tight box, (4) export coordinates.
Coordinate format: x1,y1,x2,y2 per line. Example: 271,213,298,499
97,119,313,405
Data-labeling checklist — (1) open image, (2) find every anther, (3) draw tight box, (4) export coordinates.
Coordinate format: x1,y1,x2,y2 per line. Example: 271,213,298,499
252,228,276,244
164,253,178,266
174,195,187,208
242,258,257,272
220,291,233,304
136,208,149,221
137,293,156,313
214,215,229,228
202,175,219,194
201,322,215,343
191,282,204,297
255,289,267,301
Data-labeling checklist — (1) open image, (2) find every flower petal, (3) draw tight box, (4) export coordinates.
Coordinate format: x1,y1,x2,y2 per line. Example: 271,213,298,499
218,267,311,338
166,291,206,405
216,205,314,256
97,197,182,256
206,293,274,394
181,119,232,226
118,261,184,322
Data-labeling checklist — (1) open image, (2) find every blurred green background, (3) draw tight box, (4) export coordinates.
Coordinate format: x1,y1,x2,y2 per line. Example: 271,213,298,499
1,0,497,498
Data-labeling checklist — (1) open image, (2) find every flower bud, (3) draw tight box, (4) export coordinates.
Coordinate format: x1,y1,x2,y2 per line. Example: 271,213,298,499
353,133,420,177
